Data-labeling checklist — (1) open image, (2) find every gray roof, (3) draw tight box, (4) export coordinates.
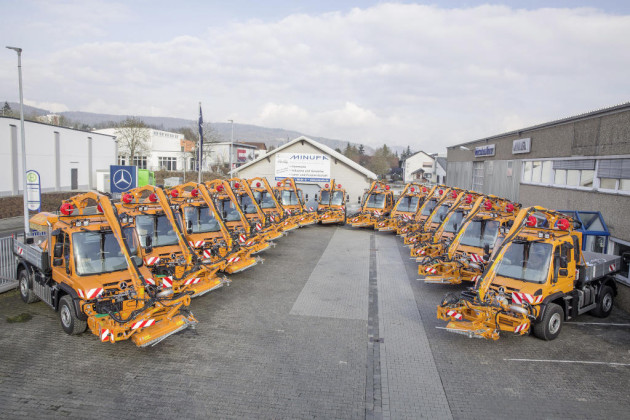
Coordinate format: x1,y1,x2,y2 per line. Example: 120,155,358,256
436,157,447,169
448,101,630,148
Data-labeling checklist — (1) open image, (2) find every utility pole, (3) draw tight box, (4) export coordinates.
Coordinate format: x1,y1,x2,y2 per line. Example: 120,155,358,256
7,46,29,234
228,119,234,177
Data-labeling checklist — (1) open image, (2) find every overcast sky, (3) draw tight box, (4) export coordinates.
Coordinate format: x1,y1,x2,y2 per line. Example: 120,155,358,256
2,0,629,152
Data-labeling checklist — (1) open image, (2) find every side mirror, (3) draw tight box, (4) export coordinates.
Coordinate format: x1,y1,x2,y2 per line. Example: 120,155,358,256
559,255,568,269
358,196,361,204
223,210,228,219
346,194,350,201
483,243,490,258
315,194,318,201
452,223,458,232
53,243,63,258
187,220,193,234
305,194,309,201
53,258,63,267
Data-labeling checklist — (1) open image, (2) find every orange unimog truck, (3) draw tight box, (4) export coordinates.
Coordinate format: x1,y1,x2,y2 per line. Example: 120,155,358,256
420,197,520,285
228,178,284,242
394,185,438,236
410,192,485,259
14,192,197,346
375,183,429,232
402,187,459,246
115,186,226,297
348,181,395,228
247,177,299,233
167,182,258,274
206,179,271,254
316,180,348,225
437,206,622,341
396,185,444,237
273,177,318,227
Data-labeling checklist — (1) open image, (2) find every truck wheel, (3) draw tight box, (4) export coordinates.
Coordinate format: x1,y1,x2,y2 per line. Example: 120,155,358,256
18,270,39,304
59,295,87,335
533,303,563,341
590,286,614,318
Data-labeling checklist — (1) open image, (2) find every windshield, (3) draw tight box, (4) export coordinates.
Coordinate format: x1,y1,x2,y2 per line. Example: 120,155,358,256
319,191,330,205
331,191,344,206
459,220,499,248
135,214,178,247
430,204,450,224
396,196,419,213
443,211,464,233
216,199,242,221
420,199,437,216
366,193,386,209
495,241,552,284
239,194,258,214
281,190,299,206
73,227,138,276
254,191,277,209
184,206,221,233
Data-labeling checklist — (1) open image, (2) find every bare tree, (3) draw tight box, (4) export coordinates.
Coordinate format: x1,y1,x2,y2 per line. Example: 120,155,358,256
115,117,151,164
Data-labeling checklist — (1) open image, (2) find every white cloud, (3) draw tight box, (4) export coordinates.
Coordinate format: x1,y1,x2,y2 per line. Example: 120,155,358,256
2,3,630,151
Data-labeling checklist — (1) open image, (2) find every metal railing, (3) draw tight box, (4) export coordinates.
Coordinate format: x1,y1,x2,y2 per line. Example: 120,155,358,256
0,236,17,293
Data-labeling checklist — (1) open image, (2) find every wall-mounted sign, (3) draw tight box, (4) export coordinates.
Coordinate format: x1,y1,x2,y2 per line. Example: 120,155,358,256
474,144,495,158
26,170,41,212
275,153,331,182
512,138,531,154
237,148,248,162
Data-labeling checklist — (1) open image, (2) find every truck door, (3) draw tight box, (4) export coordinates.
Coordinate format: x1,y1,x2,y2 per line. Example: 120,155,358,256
552,240,575,294
52,232,74,285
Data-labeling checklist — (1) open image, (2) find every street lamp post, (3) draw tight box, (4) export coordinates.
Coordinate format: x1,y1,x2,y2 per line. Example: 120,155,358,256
228,119,234,177
6,46,29,234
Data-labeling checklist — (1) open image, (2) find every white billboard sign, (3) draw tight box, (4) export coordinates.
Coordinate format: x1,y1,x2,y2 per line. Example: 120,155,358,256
275,153,331,182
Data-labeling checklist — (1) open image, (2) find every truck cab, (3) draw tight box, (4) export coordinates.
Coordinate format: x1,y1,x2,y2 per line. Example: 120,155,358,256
317,180,347,225
247,177,299,232
348,181,395,228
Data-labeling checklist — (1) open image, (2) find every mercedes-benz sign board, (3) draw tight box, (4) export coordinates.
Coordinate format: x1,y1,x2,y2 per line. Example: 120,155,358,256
110,165,137,193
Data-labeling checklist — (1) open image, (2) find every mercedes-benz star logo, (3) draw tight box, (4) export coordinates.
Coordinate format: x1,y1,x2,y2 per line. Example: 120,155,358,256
113,169,133,191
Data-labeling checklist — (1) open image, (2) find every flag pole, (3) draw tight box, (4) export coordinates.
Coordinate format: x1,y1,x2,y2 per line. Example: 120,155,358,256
198,102,203,183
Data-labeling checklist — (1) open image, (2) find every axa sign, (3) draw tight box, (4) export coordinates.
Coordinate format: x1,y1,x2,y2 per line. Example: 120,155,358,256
289,154,329,161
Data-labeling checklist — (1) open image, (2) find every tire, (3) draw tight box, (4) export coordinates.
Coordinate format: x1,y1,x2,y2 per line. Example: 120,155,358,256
533,303,563,341
59,295,87,335
590,285,614,318
18,270,39,304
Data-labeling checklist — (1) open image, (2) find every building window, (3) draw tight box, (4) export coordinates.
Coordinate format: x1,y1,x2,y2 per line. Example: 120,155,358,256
522,161,532,182
118,155,127,165
158,157,177,171
521,157,629,195
133,156,148,169
531,161,542,183
472,161,484,191
541,161,553,183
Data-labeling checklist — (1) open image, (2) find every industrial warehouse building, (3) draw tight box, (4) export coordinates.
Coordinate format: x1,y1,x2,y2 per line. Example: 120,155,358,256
0,116,116,196
446,102,630,290
234,136,377,206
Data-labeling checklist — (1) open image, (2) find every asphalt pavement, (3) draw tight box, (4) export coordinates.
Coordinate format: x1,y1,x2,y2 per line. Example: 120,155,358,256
1,225,629,419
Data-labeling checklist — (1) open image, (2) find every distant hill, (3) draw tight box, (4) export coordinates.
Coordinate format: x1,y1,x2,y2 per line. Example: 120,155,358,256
5,101,375,153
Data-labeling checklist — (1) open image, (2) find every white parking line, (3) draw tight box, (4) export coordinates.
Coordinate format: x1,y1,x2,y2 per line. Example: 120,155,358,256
567,322,630,327
504,358,630,367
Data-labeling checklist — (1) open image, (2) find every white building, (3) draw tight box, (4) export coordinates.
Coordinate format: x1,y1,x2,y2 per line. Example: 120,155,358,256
0,116,116,196
401,151,435,183
93,128,259,173
234,136,377,204
93,127,190,172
